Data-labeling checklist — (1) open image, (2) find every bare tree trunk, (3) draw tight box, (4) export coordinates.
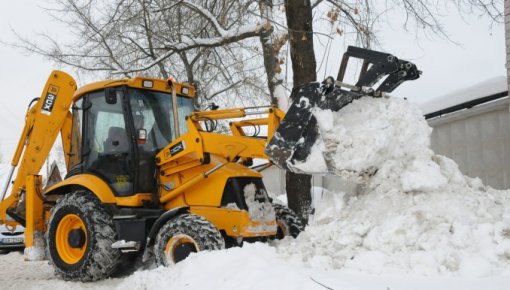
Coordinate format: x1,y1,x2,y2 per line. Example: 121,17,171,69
259,0,289,109
286,0,317,86
258,0,278,106
284,0,317,223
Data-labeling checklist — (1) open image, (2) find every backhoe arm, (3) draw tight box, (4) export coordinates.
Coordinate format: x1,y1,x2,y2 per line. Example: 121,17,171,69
0,71,76,227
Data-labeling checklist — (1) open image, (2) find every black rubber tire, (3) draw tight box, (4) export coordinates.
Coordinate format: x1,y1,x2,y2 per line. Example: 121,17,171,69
154,214,225,266
273,204,304,239
46,191,122,282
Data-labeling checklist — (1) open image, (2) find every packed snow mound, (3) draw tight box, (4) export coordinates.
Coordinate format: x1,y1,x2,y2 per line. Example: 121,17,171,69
292,96,432,184
278,97,510,277
278,176,510,277
116,243,322,290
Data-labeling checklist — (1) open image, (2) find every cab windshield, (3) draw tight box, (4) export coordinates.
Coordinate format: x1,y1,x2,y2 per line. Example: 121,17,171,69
128,88,194,150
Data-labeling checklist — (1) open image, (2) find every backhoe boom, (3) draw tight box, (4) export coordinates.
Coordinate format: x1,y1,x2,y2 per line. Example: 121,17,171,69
0,71,76,248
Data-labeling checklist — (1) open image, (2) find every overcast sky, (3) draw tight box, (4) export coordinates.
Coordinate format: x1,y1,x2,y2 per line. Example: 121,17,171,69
0,0,505,160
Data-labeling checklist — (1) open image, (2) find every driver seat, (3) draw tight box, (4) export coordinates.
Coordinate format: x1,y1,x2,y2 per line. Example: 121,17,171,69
104,126,129,153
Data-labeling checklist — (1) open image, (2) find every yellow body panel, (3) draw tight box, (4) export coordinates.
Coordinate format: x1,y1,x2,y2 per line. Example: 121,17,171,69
202,132,267,160
116,193,153,207
160,155,261,208
73,76,196,101
45,174,116,203
45,174,152,206
190,206,277,237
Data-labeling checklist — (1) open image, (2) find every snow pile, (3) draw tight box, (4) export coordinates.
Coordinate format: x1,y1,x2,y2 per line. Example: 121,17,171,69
115,243,321,290
243,183,275,222
292,96,431,183
278,96,510,277
243,183,277,233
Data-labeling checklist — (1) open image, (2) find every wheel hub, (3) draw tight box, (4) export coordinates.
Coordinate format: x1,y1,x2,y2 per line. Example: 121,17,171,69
165,234,198,264
68,228,86,248
276,221,287,239
173,243,197,263
56,214,88,264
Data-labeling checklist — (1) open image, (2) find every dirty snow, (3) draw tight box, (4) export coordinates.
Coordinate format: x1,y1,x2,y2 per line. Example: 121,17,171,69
24,231,46,261
2,96,510,288
222,202,240,210
243,183,275,223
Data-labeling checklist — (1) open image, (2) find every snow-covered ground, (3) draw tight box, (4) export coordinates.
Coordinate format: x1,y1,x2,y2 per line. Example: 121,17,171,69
1,245,509,290
2,96,510,289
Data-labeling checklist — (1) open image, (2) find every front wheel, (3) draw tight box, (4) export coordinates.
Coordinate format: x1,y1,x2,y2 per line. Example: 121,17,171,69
273,204,304,239
46,191,122,281
154,214,224,266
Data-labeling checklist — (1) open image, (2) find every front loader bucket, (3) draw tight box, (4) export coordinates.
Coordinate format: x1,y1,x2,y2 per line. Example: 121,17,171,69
265,46,420,172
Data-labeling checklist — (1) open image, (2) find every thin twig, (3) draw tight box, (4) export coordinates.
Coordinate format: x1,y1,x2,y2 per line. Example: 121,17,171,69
310,277,334,290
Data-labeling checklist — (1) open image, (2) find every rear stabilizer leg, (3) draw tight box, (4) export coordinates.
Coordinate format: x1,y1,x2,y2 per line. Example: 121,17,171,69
25,175,46,261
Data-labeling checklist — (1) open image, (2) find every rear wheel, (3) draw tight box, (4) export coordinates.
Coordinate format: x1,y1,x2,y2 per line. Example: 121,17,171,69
273,204,304,239
46,191,122,281
154,214,224,266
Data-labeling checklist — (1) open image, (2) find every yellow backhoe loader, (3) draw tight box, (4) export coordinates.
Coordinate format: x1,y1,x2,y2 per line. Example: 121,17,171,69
0,46,420,281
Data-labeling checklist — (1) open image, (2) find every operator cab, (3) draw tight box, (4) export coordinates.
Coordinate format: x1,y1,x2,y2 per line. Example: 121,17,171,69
68,78,195,197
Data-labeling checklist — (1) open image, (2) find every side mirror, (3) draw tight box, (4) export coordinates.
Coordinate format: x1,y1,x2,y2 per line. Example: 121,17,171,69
137,129,147,144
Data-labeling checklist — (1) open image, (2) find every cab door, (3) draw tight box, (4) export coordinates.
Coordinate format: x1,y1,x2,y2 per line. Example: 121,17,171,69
81,89,134,196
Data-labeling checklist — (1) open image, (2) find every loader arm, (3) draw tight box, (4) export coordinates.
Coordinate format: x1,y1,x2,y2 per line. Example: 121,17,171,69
156,106,285,168
0,71,76,236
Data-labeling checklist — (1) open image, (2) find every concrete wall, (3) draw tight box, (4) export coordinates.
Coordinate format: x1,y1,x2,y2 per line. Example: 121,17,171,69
262,166,360,197
428,98,510,189
261,166,326,196
261,166,286,195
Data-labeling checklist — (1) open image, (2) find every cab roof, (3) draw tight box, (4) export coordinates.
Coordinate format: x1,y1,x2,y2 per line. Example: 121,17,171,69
73,76,196,101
